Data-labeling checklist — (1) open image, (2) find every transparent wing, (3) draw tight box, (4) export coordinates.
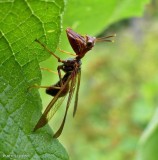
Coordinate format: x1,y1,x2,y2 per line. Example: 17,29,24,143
33,75,71,132
53,70,78,138
47,96,66,121
73,69,81,117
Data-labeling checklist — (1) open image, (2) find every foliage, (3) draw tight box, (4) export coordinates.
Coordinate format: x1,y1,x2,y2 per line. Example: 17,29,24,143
60,0,150,51
0,1,68,159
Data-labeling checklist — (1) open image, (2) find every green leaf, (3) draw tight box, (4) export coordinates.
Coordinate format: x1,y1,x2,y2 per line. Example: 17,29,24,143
0,1,68,159
63,0,150,35
58,0,150,52
137,108,158,160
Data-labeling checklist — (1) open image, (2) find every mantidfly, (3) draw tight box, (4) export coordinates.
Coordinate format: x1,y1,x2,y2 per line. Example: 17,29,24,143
33,28,115,138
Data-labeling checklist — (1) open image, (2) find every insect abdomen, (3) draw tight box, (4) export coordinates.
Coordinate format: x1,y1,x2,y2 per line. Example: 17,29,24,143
46,83,69,97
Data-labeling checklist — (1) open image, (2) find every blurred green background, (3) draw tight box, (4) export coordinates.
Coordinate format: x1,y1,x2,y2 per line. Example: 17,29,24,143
39,0,158,160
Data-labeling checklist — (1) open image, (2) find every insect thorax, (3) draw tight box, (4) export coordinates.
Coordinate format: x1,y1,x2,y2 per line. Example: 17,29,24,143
62,58,82,73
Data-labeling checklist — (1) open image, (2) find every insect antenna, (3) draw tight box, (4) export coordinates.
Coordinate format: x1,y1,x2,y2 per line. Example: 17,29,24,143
96,34,116,42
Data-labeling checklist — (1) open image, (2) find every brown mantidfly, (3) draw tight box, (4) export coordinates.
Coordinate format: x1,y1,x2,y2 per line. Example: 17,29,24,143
33,28,115,138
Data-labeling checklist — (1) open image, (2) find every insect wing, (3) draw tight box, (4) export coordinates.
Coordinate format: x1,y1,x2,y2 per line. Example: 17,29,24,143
73,69,81,117
47,96,66,121
33,75,72,132
53,71,78,138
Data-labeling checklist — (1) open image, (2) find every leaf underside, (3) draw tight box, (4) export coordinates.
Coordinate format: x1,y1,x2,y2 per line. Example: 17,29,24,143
0,1,68,159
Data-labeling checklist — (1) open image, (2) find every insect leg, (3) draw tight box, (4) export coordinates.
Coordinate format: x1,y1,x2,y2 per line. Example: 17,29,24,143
35,39,64,63
40,67,58,75
57,47,76,56
28,85,60,91
57,65,64,86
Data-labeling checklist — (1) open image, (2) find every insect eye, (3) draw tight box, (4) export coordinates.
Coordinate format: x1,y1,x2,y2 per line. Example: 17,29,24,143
86,41,93,47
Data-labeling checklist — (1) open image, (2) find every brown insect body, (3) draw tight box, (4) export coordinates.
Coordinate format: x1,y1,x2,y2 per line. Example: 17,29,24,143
33,28,115,138
46,72,70,97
